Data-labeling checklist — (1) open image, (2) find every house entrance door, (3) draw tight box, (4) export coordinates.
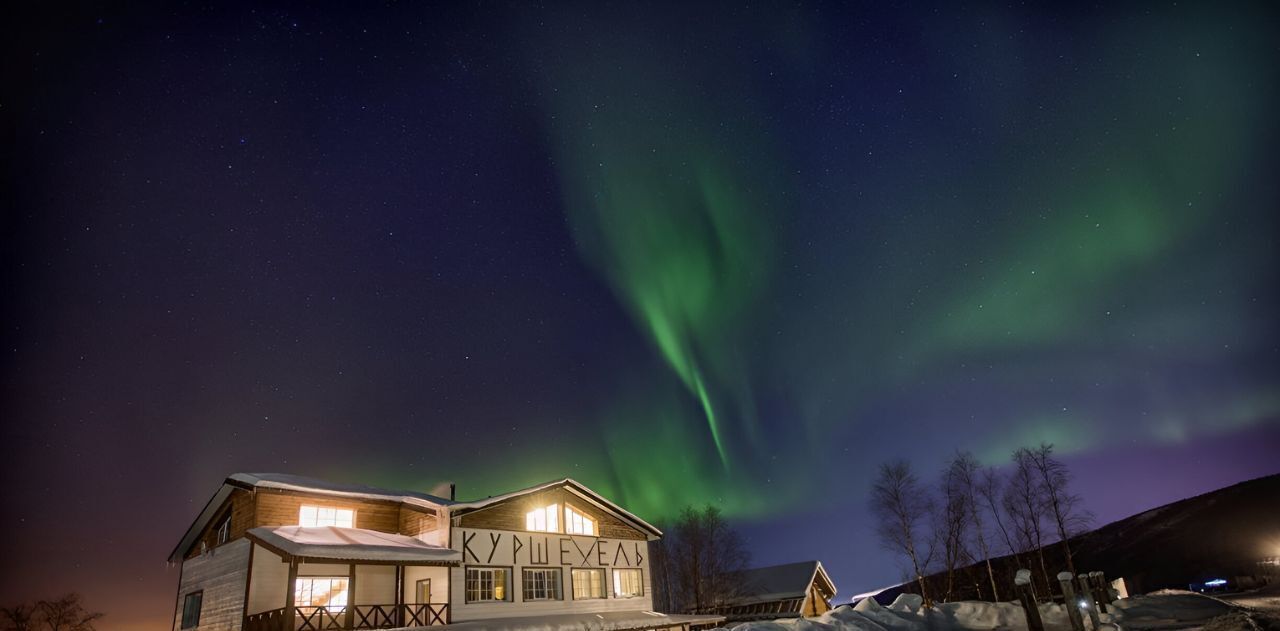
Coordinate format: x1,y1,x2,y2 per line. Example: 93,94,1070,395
416,579,431,604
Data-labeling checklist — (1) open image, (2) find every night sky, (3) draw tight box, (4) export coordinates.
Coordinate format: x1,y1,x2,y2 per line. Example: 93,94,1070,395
3,2,1278,629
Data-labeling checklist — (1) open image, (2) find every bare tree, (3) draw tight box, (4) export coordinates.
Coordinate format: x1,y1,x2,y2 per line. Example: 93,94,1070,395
2,595,101,631
668,505,750,614
936,461,971,602
871,460,934,608
0,603,36,631
1006,449,1053,598
649,533,676,613
949,452,999,601
1022,443,1093,576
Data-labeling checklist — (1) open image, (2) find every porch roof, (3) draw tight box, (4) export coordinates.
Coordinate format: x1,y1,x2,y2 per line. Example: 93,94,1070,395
248,526,462,565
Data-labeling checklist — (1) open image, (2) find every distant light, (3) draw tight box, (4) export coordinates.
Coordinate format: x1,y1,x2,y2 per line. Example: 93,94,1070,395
1078,600,1089,609
1205,579,1227,587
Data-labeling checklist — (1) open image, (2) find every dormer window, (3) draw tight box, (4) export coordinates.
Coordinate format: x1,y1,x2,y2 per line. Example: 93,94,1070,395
215,514,231,545
299,506,354,528
564,505,596,536
526,504,559,532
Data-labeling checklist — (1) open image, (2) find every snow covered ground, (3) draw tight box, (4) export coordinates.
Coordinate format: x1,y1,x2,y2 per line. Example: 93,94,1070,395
706,589,1270,631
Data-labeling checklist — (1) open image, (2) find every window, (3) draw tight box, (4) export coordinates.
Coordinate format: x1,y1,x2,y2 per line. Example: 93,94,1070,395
564,505,596,536
525,504,559,532
294,577,349,610
299,506,354,528
465,567,510,603
215,514,231,545
522,568,563,601
180,591,202,629
571,568,605,600
613,568,643,598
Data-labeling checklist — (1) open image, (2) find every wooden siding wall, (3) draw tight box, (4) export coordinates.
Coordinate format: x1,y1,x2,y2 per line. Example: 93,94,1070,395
185,489,256,560
456,486,646,540
253,490,403,533
175,538,251,631
398,506,439,537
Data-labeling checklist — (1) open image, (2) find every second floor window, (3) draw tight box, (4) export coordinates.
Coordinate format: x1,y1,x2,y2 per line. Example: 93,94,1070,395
525,504,559,532
564,505,596,536
299,506,354,528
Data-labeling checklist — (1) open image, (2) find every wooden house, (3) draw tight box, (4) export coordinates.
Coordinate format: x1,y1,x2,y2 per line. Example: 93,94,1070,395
169,473,722,631
706,561,836,622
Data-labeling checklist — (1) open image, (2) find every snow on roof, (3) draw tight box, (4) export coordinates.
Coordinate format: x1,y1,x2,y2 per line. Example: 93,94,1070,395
728,561,836,606
248,526,461,564
229,472,454,510
412,610,723,631
448,478,663,539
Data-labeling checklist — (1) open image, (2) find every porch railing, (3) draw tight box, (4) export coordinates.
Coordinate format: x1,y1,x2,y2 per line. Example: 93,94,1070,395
244,604,450,631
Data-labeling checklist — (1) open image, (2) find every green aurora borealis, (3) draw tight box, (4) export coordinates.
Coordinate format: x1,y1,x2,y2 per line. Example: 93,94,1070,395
440,2,1280,521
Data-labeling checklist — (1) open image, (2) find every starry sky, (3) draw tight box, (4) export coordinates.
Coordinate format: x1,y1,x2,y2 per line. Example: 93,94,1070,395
2,2,1278,628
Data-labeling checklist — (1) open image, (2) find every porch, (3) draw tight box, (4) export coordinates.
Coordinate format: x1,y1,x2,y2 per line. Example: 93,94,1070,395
242,525,460,631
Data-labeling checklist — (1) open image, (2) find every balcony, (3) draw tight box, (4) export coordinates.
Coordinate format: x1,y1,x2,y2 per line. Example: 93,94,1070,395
244,603,449,631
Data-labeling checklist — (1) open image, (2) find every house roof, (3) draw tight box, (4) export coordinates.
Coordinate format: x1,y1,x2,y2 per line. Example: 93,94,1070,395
169,473,663,563
729,561,838,606
448,477,664,539
247,526,461,564
227,473,455,509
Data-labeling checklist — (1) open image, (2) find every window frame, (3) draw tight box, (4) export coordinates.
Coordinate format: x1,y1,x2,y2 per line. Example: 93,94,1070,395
525,503,560,533
612,568,644,599
298,505,355,528
571,568,606,600
521,567,563,602
293,576,351,610
215,513,231,545
464,566,513,603
180,590,203,629
563,504,597,536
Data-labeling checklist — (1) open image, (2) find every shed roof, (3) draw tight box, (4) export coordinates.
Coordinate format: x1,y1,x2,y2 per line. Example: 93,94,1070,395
730,560,837,605
247,526,461,564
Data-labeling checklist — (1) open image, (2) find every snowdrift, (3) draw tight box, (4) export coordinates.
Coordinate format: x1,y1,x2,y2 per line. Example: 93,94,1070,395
708,590,1238,631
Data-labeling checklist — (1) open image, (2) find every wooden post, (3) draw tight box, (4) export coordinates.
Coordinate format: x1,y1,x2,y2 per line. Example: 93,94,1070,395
1075,574,1101,629
1014,570,1045,631
394,565,404,627
345,564,356,630
1088,572,1108,613
1058,572,1086,631
284,558,298,631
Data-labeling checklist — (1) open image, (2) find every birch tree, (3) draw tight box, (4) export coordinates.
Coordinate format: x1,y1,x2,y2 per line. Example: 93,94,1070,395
949,452,999,601
871,460,934,607
1022,443,1093,576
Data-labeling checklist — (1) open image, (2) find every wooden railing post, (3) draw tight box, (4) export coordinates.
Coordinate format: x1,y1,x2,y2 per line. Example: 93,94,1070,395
1075,574,1101,629
1014,570,1044,631
284,560,298,631
1087,572,1108,614
1058,572,1086,631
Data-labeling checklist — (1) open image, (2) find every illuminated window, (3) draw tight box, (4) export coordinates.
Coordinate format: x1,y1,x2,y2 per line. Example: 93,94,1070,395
465,567,510,602
180,591,202,629
525,504,559,532
299,506,354,528
294,577,349,610
613,568,642,598
522,568,562,601
564,505,596,536
571,568,605,600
